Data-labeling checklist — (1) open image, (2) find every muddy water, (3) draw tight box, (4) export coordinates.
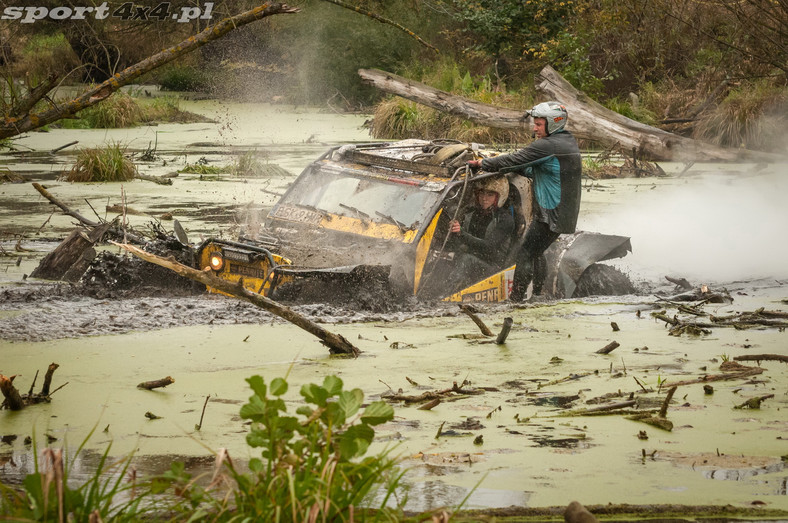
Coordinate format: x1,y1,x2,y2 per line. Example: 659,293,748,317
1,103,787,513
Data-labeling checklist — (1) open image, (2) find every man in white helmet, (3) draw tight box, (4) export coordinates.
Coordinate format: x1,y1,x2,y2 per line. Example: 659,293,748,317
447,175,515,290
467,101,582,301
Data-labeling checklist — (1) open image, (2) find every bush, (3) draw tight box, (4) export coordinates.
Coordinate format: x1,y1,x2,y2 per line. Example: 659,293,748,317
693,81,788,151
152,374,405,520
63,143,137,182
74,92,144,129
156,64,213,92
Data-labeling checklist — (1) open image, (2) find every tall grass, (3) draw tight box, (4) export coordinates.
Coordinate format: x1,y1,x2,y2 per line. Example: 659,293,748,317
371,62,534,144
693,81,788,151
0,429,154,522
63,143,137,182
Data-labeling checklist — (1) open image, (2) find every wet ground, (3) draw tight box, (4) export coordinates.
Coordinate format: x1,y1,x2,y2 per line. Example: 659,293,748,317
1,98,787,515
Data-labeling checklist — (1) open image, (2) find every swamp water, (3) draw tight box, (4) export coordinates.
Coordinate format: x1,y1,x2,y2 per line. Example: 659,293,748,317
1,100,787,513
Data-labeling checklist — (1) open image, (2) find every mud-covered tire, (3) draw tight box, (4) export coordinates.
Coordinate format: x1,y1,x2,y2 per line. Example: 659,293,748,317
573,263,636,297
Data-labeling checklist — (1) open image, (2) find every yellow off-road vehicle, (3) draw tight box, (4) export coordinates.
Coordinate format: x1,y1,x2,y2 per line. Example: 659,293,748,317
196,140,632,303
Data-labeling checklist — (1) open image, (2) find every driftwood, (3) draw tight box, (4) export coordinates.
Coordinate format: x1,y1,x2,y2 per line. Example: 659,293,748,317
1,4,300,139
1,363,63,410
385,381,484,404
0,375,24,410
734,394,774,410
459,304,493,336
734,354,788,364
653,307,788,335
663,361,765,388
113,242,360,356
137,376,175,390
496,317,514,344
135,173,173,186
358,67,786,163
30,224,111,282
596,341,620,354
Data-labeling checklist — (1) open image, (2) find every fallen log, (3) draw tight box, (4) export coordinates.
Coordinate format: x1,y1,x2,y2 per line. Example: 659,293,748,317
137,376,175,390
113,242,360,356
358,67,786,163
596,341,620,354
734,354,788,364
135,173,173,186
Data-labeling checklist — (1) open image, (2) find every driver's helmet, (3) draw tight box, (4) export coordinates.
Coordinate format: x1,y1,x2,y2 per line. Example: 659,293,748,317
530,101,568,135
476,176,509,208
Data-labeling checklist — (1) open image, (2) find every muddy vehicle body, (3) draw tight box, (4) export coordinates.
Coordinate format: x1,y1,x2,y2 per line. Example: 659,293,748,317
197,140,633,302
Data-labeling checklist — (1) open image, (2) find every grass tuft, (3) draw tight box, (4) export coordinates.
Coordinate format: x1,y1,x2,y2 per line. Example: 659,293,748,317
63,143,137,182
693,81,788,151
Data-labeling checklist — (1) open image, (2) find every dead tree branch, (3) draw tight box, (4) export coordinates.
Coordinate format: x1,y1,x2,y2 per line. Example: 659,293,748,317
113,242,360,356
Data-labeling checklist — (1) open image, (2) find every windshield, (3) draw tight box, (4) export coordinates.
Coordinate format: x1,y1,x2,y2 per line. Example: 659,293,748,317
276,164,442,229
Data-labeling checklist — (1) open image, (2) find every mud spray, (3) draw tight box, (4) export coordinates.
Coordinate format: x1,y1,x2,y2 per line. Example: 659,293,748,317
582,164,788,285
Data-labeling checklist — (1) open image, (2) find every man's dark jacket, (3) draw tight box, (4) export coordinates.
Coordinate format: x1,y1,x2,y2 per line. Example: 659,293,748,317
480,130,581,234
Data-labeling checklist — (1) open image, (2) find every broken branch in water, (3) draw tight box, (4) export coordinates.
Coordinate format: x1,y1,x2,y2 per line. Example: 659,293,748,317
112,242,361,356
459,304,493,336
1,363,63,410
596,341,620,354
734,394,774,410
137,376,175,390
734,354,788,364
496,317,514,344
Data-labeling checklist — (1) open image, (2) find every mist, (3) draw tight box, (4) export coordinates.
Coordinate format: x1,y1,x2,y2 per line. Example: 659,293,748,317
581,165,788,285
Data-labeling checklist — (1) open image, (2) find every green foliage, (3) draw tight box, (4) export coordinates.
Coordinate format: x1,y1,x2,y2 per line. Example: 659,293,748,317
63,143,137,182
157,64,214,92
694,80,788,151
448,0,575,59
17,32,78,83
152,374,405,521
70,92,144,129
231,374,401,520
604,97,657,125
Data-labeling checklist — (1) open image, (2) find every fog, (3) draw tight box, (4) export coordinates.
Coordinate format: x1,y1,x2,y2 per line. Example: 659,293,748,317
582,164,788,284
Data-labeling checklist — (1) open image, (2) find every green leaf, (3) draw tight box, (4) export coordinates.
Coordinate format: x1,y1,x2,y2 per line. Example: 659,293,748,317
323,375,343,396
246,375,267,399
339,424,375,459
239,395,266,421
301,383,329,407
339,389,364,418
360,401,394,426
270,377,288,396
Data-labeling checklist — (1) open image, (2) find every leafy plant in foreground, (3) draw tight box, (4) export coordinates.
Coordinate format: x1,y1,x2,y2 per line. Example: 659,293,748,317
152,374,405,521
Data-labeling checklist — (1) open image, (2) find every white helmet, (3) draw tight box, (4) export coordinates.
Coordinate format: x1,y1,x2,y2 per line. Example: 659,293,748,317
477,176,509,208
530,101,568,135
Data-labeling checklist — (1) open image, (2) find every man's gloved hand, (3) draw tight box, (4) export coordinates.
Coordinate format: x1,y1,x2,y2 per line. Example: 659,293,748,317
467,159,482,171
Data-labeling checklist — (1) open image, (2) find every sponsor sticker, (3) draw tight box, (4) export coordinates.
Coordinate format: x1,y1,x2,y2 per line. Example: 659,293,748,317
1,2,214,23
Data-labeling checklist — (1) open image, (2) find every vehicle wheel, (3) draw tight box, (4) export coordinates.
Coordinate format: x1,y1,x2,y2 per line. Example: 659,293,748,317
573,263,636,297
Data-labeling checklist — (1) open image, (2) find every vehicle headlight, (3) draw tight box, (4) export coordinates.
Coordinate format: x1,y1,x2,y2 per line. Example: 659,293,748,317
208,252,224,271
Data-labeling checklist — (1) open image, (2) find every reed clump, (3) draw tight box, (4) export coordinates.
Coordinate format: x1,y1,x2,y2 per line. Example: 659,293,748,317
63,143,137,182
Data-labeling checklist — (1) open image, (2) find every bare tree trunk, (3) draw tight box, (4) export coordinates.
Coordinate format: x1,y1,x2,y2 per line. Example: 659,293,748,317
359,67,787,163
1,3,300,139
